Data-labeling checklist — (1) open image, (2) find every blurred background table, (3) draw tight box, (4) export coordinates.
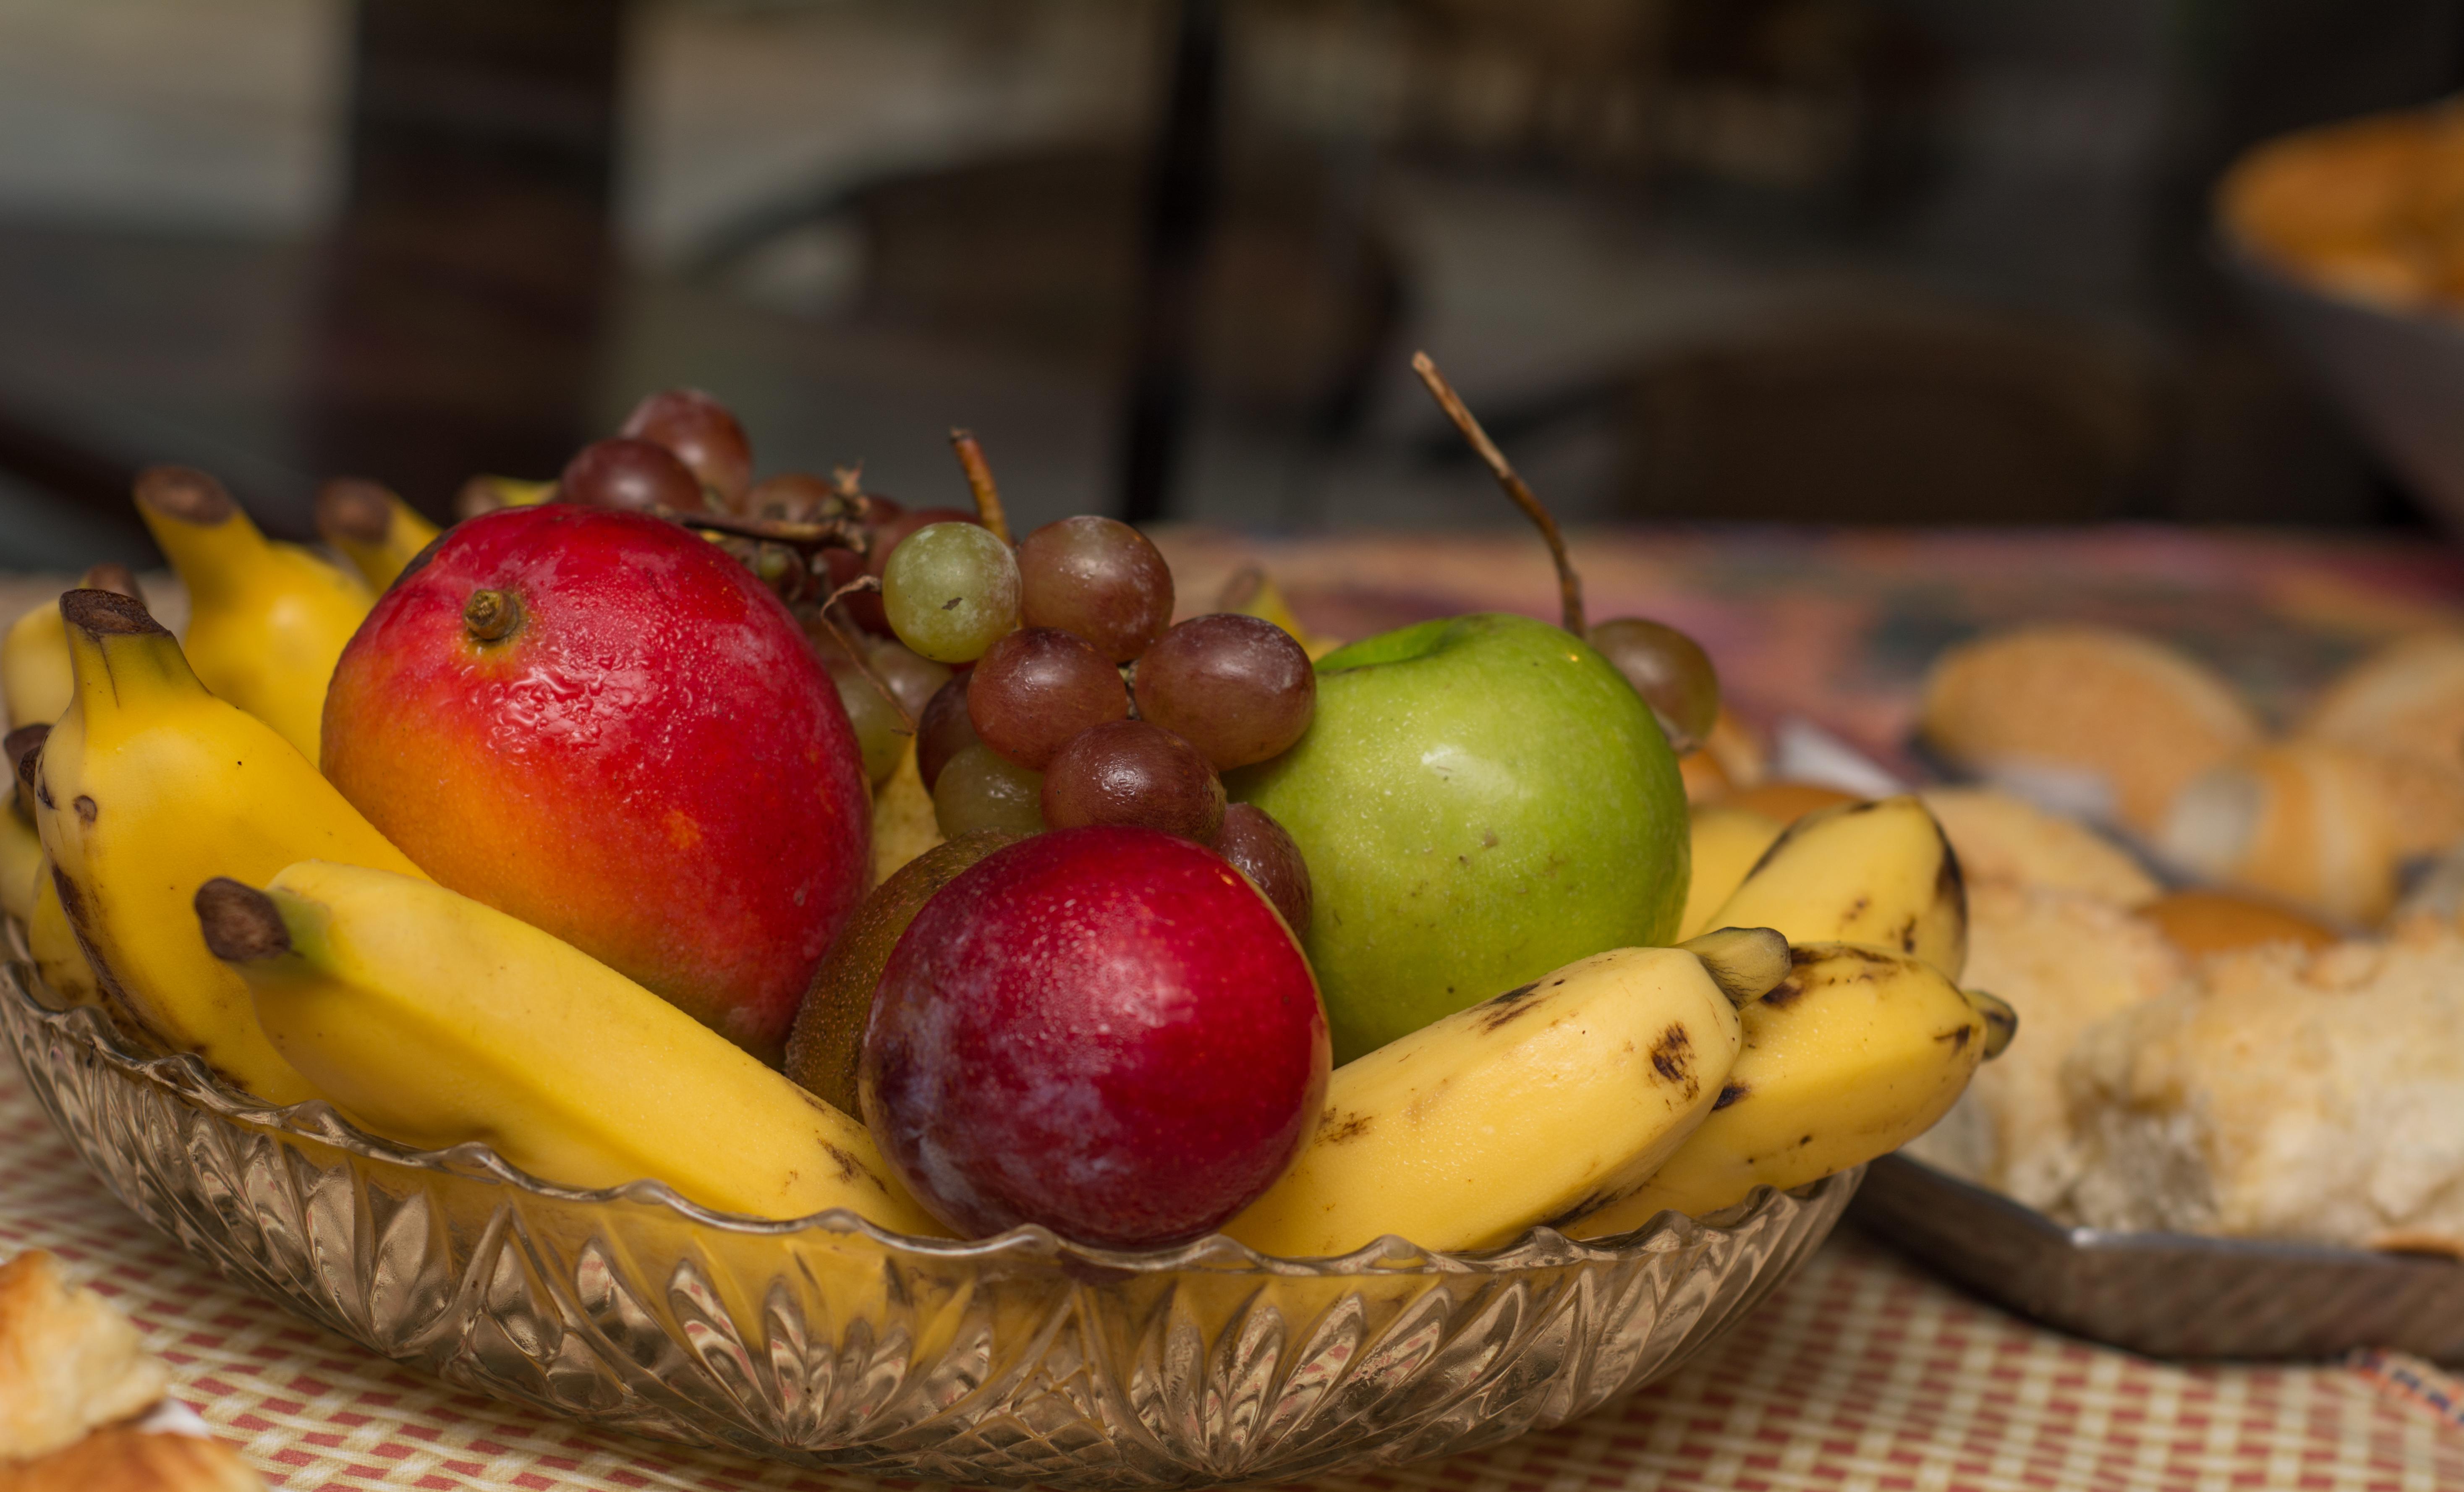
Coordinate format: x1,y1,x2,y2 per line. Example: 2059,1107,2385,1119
5,0,2464,569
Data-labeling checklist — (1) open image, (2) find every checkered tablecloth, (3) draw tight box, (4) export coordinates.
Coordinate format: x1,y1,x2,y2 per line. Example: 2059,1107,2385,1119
5,1047,2462,1492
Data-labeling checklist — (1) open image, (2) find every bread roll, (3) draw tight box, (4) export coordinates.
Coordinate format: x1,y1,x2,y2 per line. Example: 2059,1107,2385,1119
2062,924,2464,1254
1,1424,264,1491
2139,888,2340,959
1920,787,2159,907
2157,742,2402,926
0,1252,167,1463
2301,630,2464,854
1920,625,2261,835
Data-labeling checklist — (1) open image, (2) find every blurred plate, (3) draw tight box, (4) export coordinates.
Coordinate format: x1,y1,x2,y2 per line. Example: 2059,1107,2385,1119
2223,236,2464,538
1851,1152,2464,1364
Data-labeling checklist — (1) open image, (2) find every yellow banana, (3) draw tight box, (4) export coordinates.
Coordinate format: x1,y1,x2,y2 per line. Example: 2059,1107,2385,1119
1569,941,1998,1235
1223,941,1766,1257
1706,794,1967,980
2,726,43,923
10,724,97,1006
2,603,67,731
31,589,425,1102
453,474,556,520
314,477,442,591
199,860,947,1230
3,566,145,729
0,808,36,926
1215,564,1339,658
29,869,98,1009
1679,804,1785,940
134,465,372,760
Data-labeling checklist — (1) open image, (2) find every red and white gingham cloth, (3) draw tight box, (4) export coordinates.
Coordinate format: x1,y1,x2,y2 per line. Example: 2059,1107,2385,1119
4,1052,2461,1491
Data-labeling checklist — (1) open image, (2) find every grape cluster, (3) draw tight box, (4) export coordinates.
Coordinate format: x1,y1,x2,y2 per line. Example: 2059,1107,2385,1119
545,388,1321,935
876,512,1318,934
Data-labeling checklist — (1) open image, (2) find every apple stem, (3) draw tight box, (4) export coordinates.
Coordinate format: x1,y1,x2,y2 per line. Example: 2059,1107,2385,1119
815,576,915,729
948,429,1012,545
1410,351,1585,637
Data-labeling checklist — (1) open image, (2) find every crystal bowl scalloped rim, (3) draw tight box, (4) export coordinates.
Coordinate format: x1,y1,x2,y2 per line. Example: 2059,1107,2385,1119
0,949,1857,1489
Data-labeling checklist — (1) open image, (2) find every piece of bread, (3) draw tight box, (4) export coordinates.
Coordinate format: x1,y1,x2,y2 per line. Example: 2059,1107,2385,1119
2061,923,2464,1254
2300,631,2464,854
2138,888,2340,960
0,1252,168,1462
1920,625,2262,835
0,1424,263,1492
2219,109,2457,307
1919,787,2160,907
2155,741,2403,926
1901,883,2183,1208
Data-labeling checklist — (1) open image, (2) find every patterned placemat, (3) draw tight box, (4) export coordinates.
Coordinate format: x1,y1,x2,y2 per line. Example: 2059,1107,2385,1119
5,1045,2461,1492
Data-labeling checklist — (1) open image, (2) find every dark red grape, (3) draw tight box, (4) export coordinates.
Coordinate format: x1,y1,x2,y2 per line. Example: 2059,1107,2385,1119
968,628,1129,771
621,388,752,510
1588,617,1720,755
1017,516,1175,663
916,674,979,791
1130,614,1315,770
746,471,842,521
1041,720,1224,841
866,638,952,720
558,438,704,514
1213,802,1311,934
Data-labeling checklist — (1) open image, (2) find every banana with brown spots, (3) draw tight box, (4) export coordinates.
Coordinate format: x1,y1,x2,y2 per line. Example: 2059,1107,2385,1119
1706,795,1969,980
29,590,426,1100
1222,931,1789,1258
198,859,947,1231
1569,941,2010,1234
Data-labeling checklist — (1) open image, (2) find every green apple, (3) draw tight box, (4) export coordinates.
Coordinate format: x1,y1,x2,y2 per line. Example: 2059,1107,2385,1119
1230,611,1688,1062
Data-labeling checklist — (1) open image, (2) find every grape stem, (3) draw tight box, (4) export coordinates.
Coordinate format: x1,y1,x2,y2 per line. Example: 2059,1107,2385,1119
1410,351,1584,637
813,576,915,730
948,429,1012,544
659,507,870,557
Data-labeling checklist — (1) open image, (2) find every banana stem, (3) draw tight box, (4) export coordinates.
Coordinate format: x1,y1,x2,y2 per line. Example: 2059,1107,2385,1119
1410,351,1584,637
1678,926,1793,1008
949,429,1012,544
1967,988,2018,1059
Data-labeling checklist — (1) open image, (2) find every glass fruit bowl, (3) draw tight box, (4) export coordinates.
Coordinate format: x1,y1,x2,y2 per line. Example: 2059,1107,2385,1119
0,955,1857,1489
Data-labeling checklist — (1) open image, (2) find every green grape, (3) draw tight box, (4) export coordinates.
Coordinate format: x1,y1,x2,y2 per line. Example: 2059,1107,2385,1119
832,667,907,789
882,522,1021,664
933,742,1046,837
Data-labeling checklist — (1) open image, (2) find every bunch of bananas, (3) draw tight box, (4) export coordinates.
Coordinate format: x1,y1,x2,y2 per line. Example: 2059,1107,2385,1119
1225,794,2011,1255
2,465,2007,1252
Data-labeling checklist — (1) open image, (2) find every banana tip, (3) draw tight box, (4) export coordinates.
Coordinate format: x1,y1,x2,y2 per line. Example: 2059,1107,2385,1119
315,477,399,545
59,587,164,639
134,464,237,525
196,878,290,963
